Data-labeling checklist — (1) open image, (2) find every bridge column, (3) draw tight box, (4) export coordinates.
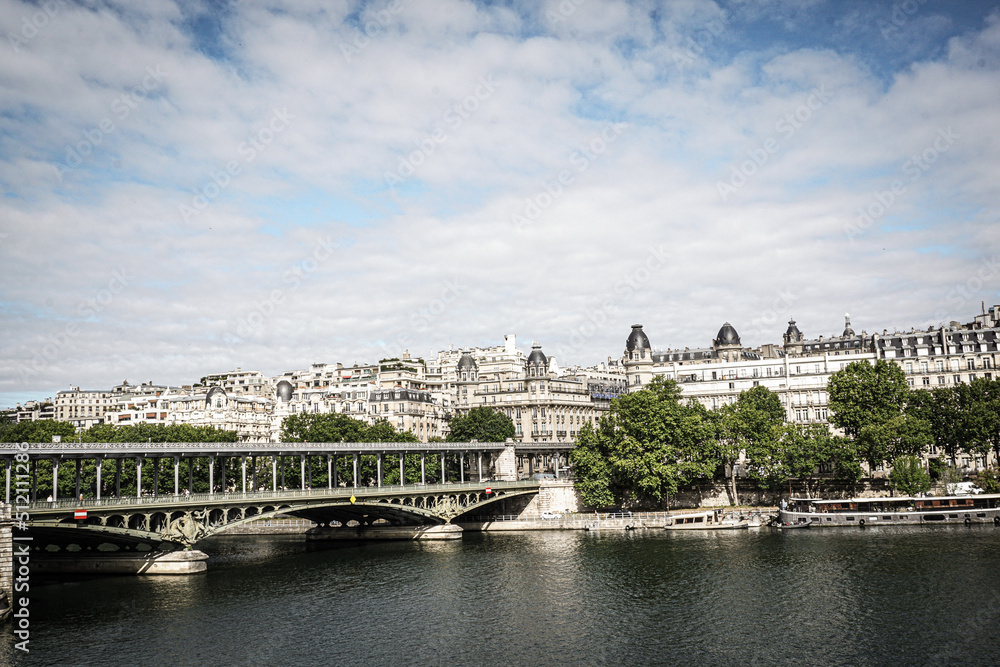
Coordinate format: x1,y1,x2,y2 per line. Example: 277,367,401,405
459,452,465,483
399,454,405,487
96,458,102,500
242,456,247,493
327,455,332,489
441,453,446,482
252,456,258,492
272,456,277,492
136,457,142,498
188,458,194,495
74,459,81,500
377,454,383,488
554,453,560,479
115,459,121,497
208,456,214,496
300,455,306,490
352,454,358,487
153,458,159,497
478,452,483,481
174,456,179,495
53,458,59,501
280,456,286,490
5,459,10,503
421,453,426,485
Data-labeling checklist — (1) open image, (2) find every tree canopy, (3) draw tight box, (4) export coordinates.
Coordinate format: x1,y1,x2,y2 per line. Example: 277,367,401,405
570,377,717,508
446,406,515,443
828,360,910,440
281,413,417,443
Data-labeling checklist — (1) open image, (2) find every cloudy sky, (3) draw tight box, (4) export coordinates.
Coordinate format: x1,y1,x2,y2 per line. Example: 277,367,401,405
2,0,1000,406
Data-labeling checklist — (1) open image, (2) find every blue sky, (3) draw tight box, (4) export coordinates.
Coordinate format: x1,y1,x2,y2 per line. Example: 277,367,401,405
2,0,1000,406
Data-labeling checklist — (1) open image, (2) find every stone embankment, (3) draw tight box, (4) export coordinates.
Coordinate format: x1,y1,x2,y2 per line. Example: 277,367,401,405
459,508,777,532
216,519,315,535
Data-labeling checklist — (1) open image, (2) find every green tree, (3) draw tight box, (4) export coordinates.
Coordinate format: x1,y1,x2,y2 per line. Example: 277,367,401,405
0,419,77,443
569,377,716,509
828,360,909,440
888,455,931,496
717,386,786,504
857,413,932,470
954,378,1000,463
281,413,368,442
446,407,515,442
768,423,843,497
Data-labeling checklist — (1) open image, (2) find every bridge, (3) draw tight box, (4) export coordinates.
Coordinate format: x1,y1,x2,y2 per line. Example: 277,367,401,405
0,441,568,573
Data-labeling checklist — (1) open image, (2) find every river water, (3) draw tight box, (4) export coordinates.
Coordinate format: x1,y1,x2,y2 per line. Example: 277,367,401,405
8,526,1000,666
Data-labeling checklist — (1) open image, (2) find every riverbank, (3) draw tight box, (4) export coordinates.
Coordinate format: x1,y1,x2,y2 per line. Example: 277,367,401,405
216,509,781,535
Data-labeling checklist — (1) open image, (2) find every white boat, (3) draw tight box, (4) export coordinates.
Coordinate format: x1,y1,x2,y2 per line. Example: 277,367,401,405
666,510,749,530
778,494,1000,527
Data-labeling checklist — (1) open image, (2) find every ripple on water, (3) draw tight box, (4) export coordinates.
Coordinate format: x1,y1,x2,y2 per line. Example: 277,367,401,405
19,525,1000,666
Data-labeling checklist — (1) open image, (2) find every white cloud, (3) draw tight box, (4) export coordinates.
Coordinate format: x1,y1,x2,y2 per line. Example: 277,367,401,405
1,0,999,405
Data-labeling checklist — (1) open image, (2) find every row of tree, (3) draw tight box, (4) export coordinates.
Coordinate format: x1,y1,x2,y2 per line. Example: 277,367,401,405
569,377,855,508
572,361,1000,509
828,360,1000,470
0,411,440,498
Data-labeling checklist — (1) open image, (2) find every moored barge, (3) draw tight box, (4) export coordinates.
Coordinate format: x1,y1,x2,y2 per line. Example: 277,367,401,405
778,494,1000,527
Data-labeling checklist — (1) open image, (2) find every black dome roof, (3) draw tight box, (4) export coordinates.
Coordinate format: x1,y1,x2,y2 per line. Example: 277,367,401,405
785,319,802,338
625,324,651,352
456,351,477,372
843,314,855,337
527,343,547,366
276,380,293,402
715,322,741,346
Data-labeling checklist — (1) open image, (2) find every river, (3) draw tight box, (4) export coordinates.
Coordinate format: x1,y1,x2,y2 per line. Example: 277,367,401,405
8,526,1000,666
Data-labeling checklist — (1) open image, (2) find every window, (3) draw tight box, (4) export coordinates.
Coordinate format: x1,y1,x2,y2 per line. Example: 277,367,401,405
908,378,914,387
921,362,928,373
906,363,913,374
968,359,975,370
728,382,735,390
922,377,930,386
985,359,992,369
938,376,946,385
954,375,962,384
969,374,976,382
936,361,944,372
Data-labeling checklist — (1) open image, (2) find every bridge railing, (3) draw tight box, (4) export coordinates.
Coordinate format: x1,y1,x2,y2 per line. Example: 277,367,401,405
29,479,540,511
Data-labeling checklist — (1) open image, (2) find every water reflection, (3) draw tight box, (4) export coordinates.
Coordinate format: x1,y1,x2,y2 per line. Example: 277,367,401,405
20,527,1000,666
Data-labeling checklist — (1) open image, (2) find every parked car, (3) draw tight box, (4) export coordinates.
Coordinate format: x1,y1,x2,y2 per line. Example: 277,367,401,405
605,508,633,518
540,511,562,520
